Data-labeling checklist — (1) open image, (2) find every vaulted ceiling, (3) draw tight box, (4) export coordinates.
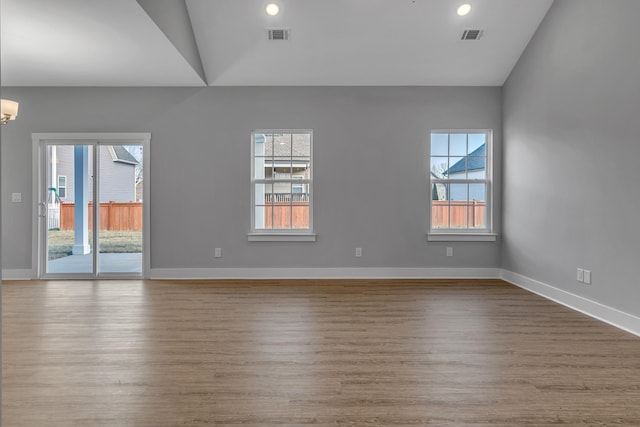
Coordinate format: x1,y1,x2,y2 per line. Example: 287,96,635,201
1,0,554,87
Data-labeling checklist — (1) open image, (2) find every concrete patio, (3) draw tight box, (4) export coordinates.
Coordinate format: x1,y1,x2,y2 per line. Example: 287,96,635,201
47,253,142,274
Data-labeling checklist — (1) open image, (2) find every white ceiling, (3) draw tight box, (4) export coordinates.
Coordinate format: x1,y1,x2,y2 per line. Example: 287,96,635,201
1,0,554,87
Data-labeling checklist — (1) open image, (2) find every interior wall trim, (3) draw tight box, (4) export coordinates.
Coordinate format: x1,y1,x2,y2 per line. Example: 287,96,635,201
1,269,33,280
149,267,502,280
501,269,640,337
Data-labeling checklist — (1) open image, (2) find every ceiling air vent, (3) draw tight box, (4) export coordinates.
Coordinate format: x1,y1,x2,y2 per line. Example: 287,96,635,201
461,29,483,41
267,28,290,41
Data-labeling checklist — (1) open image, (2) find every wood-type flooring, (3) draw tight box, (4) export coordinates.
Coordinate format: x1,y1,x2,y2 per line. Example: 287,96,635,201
3,279,639,426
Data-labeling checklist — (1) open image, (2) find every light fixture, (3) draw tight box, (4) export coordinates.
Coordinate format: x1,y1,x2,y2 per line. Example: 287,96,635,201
1,99,19,125
266,3,280,16
457,3,472,16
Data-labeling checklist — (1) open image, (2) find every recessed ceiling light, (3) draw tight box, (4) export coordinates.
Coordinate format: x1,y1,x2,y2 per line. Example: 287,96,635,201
266,3,280,16
457,3,471,16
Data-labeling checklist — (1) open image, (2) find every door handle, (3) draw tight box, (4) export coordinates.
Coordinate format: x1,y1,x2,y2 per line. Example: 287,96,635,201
38,202,46,218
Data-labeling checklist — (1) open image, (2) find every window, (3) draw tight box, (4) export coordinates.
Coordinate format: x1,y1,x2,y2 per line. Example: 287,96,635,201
250,130,314,240
429,130,495,241
292,176,306,194
57,175,67,199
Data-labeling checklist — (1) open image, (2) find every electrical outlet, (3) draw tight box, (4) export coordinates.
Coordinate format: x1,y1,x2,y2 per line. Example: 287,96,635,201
446,247,453,257
11,192,21,203
355,247,362,257
583,270,591,285
214,248,222,258
577,268,584,282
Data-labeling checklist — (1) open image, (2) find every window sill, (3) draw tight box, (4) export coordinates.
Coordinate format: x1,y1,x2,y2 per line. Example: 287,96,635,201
248,232,317,242
427,233,498,242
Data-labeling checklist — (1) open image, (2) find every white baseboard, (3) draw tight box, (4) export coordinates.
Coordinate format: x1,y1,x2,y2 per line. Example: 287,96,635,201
501,269,640,338
2,269,34,280
150,267,502,280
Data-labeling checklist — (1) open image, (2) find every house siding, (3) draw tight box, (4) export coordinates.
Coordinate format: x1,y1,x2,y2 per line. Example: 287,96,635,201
51,145,136,203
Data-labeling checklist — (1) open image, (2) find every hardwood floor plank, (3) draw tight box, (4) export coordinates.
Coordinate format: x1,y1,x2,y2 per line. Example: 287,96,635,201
3,279,639,426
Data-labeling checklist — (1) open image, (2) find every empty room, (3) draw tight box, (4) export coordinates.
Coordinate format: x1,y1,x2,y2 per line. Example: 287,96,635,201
1,0,639,425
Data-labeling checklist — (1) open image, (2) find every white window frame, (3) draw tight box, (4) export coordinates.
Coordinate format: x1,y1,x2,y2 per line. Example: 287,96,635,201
249,129,316,242
428,129,497,242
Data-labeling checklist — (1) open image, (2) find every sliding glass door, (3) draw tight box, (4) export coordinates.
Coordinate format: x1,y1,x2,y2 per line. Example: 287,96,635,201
37,138,146,278
97,145,143,273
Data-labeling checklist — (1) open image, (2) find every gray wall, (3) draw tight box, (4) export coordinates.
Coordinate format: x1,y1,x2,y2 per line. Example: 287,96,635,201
502,0,640,316
0,86,502,270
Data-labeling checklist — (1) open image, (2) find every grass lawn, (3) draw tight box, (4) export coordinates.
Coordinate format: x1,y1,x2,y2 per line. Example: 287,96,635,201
48,230,142,260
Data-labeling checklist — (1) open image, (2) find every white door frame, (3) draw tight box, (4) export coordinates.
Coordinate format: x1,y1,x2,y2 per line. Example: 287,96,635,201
31,133,151,279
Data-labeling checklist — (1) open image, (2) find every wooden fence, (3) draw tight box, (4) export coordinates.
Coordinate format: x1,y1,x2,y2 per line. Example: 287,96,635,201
265,202,309,229
60,202,142,231
58,200,481,231
432,200,485,228
260,198,484,229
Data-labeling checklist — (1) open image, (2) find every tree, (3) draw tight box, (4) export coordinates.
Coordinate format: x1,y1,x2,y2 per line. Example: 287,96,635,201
430,161,447,179
124,145,143,183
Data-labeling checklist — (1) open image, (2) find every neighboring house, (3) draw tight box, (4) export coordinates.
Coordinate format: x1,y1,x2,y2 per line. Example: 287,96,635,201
262,133,311,197
431,172,447,200
50,145,138,203
444,143,486,201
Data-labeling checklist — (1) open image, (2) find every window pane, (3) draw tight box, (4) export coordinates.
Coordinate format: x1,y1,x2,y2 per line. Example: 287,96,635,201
273,204,292,229
431,157,448,179
47,145,94,274
431,182,447,201
467,157,486,179
450,133,467,156
469,202,486,229
254,156,268,179
254,133,272,157
254,183,274,205
292,205,310,229
468,133,486,154
273,157,292,177
292,176,306,194
299,187,311,203
450,203,468,228
273,182,292,200
255,205,270,229
431,133,448,156
432,203,449,229
469,183,486,202
450,183,468,201
447,157,466,178
292,133,311,157
292,158,311,178
273,133,292,156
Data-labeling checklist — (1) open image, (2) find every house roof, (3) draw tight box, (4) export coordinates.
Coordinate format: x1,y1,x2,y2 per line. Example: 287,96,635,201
264,134,311,158
445,144,486,176
111,146,139,165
